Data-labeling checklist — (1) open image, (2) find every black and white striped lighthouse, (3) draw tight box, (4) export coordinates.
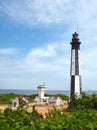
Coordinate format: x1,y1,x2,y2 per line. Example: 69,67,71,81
70,32,81,99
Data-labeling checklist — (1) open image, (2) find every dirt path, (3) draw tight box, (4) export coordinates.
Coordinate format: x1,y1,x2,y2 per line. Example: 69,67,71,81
0,101,68,115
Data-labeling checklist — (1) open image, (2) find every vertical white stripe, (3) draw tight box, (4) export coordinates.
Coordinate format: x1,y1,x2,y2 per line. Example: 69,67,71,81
75,76,81,95
70,49,80,75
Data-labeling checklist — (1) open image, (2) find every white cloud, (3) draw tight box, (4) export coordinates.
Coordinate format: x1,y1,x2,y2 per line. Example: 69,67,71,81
27,43,57,58
0,42,70,89
0,41,97,90
17,42,68,72
81,45,97,71
1,0,97,47
1,41,97,77
0,0,97,89
0,0,97,34
0,42,69,73
1,0,97,46
0,0,86,26
0,48,17,55
0,48,19,73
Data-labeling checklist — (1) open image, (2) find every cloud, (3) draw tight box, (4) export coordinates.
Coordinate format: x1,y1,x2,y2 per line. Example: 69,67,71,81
0,48,17,55
17,42,69,72
0,0,97,37
0,56,17,73
1,0,97,47
0,0,86,26
0,42,69,73
0,48,19,72
1,0,97,45
0,0,97,90
0,41,97,90
27,43,57,58
81,45,97,70
1,41,97,77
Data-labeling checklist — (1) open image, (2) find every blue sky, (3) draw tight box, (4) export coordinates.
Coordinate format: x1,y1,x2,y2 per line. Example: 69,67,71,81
0,0,97,90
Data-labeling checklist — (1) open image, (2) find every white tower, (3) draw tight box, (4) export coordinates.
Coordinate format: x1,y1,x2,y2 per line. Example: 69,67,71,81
70,32,82,99
37,84,46,101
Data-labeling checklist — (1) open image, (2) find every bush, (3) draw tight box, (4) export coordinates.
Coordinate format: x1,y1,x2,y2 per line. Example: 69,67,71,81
1,93,97,129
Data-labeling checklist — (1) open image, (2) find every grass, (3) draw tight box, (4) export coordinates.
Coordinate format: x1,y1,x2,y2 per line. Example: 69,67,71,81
0,93,69,105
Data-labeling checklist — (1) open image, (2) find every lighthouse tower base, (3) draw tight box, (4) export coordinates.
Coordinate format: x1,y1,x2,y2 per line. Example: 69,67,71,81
70,75,81,98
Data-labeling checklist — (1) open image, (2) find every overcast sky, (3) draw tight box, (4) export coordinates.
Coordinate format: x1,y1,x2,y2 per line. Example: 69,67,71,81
0,0,97,90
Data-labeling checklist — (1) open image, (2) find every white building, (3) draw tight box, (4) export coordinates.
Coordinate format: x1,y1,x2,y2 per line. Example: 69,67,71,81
47,96,63,106
34,84,49,103
37,84,46,101
9,97,19,107
34,84,63,106
9,96,28,107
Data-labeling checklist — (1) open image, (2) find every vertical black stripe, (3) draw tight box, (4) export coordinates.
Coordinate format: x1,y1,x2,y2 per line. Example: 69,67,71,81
70,76,75,98
75,50,79,75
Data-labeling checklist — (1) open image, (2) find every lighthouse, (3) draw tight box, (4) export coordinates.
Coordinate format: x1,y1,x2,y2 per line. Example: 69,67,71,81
37,84,46,101
70,32,82,99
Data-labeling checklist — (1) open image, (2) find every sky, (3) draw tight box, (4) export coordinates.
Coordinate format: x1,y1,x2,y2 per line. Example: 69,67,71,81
0,0,97,90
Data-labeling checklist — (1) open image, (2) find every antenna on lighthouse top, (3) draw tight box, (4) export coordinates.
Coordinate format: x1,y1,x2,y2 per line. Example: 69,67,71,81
77,24,79,33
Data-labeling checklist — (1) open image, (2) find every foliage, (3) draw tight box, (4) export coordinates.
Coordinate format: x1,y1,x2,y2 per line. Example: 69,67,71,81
29,94,38,102
0,93,68,105
0,93,21,104
45,93,69,100
1,93,97,129
0,93,39,104
71,92,97,110
55,94,69,100
0,106,97,130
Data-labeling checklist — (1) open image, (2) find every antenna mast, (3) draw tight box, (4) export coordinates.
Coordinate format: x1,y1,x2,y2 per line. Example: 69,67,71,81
77,24,79,33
